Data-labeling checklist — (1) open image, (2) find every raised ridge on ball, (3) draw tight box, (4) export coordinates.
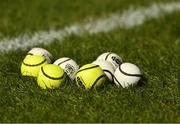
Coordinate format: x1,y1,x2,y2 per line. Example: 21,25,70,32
37,64,65,89
91,74,106,88
119,64,142,77
113,62,142,88
21,55,48,77
23,58,47,67
105,52,112,60
57,58,71,66
76,65,99,74
75,64,106,90
113,75,121,86
41,67,65,80
103,69,114,80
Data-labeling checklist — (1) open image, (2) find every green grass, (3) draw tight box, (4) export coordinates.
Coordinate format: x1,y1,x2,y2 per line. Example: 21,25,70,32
0,0,180,122
0,0,175,37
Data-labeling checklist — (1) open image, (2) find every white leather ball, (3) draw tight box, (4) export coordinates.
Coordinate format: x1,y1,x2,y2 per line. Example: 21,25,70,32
28,47,53,63
54,57,79,80
93,60,115,82
113,63,142,88
96,52,123,69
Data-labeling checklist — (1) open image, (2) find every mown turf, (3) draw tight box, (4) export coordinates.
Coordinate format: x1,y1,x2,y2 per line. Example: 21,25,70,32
0,0,180,123
0,0,175,37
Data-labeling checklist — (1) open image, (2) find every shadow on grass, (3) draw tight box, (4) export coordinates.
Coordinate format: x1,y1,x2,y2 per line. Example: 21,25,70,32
137,75,148,87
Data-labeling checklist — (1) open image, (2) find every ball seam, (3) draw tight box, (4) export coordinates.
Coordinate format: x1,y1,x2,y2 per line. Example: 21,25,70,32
23,58,46,66
103,69,114,81
91,74,106,89
113,75,122,86
57,58,72,66
41,67,65,80
76,65,99,74
105,52,112,60
119,65,142,77
27,53,33,55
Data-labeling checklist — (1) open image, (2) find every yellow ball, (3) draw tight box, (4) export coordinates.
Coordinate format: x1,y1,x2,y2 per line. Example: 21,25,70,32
21,55,48,77
75,63,106,90
37,64,65,89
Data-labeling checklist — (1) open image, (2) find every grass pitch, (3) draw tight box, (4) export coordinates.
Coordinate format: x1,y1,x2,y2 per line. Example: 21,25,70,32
0,0,179,122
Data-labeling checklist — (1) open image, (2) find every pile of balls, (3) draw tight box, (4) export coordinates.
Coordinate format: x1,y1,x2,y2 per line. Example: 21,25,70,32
21,47,142,90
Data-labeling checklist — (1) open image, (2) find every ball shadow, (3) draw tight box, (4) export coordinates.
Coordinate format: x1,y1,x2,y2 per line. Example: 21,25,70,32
137,75,148,87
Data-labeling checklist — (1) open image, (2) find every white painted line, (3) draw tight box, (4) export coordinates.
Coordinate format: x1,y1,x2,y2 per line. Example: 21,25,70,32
0,2,180,53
